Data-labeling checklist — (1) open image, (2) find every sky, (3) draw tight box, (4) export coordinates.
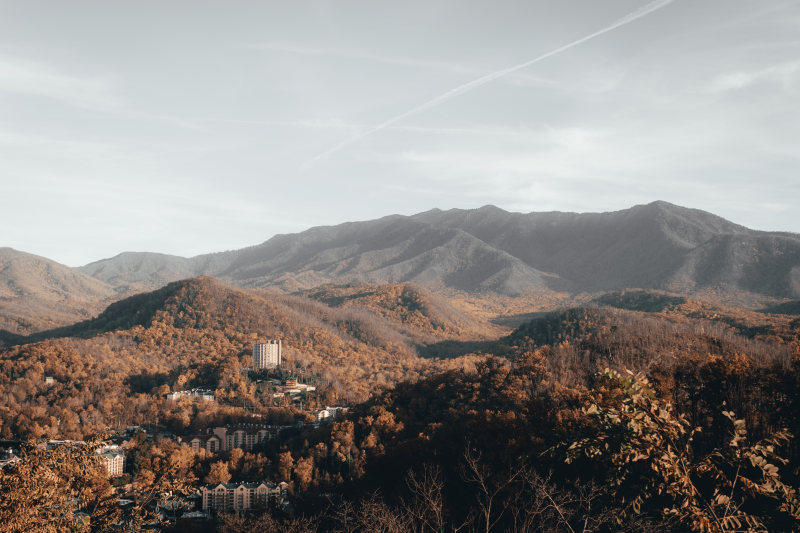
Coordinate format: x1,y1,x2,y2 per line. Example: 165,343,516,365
1,0,799,266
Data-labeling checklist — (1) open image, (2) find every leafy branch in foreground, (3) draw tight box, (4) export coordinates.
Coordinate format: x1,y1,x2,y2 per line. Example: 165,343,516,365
566,368,800,533
0,433,193,533
0,435,118,533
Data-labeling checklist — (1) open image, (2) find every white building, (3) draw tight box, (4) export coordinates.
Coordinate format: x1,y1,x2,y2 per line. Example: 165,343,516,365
253,340,281,369
314,406,349,422
96,445,125,477
166,388,215,401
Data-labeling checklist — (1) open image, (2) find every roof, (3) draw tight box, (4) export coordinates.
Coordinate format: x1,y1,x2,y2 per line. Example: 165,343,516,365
203,481,278,490
99,450,125,458
185,434,219,442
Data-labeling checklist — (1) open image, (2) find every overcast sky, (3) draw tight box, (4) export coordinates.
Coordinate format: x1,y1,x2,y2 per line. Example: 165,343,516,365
1,0,799,266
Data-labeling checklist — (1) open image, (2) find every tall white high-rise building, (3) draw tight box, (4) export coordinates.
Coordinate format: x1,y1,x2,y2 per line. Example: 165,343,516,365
253,340,281,369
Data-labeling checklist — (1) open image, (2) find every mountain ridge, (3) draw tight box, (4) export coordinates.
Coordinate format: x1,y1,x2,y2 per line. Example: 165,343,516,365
74,201,800,300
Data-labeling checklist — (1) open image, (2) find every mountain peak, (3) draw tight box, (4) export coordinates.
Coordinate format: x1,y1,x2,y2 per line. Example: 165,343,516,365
475,204,508,213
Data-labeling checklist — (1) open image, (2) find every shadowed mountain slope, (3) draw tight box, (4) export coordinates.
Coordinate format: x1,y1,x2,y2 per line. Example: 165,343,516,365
761,300,800,315
67,201,800,301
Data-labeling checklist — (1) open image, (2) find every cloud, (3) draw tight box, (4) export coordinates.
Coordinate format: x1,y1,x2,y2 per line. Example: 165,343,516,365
188,116,542,138
240,42,561,94
240,42,482,76
0,54,120,110
0,55,207,131
706,60,800,93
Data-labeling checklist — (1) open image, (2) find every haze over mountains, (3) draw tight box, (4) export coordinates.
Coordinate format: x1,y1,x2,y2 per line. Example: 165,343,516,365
3,201,800,333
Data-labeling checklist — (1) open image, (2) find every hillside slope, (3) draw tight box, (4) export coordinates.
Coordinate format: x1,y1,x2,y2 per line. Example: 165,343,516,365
4,276,494,406
0,248,117,334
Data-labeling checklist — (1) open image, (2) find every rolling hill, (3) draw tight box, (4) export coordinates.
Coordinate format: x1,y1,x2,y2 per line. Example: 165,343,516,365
2,276,499,401
0,247,117,334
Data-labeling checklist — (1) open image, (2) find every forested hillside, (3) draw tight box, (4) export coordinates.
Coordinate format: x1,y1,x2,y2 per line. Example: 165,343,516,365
1,278,799,531
0,277,494,439
253,296,800,531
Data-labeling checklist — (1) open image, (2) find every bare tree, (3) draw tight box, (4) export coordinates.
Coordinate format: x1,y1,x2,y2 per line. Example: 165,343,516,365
460,447,520,533
355,491,410,533
329,498,359,533
404,464,445,533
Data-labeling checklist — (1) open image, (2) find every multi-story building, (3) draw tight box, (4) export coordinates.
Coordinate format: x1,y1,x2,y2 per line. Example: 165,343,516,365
253,340,281,369
180,434,221,453
212,426,279,451
43,441,125,477
178,426,290,453
96,445,125,477
201,481,287,511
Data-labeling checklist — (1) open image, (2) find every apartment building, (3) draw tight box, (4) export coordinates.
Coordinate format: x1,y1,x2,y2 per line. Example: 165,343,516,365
253,340,281,369
96,445,125,477
212,426,278,451
181,434,221,453
201,481,287,511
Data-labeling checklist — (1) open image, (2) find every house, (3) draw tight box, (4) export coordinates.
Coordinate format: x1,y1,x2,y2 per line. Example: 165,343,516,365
326,406,348,418
177,425,291,453
279,378,315,396
0,450,18,469
314,406,349,422
46,439,81,450
201,481,287,511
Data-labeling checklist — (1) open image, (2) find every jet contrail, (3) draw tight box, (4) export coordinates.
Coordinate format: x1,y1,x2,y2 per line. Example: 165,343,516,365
302,0,674,168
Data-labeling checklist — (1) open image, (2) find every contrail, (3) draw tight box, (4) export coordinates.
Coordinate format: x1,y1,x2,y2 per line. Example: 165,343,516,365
302,0,674,168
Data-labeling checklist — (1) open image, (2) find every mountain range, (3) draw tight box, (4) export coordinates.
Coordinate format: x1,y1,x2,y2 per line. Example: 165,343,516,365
77,201,800,296
3,201,800,333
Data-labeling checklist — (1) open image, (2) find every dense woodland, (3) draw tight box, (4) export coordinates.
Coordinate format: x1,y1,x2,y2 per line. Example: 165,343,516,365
1,279,800,531
0,278,499,438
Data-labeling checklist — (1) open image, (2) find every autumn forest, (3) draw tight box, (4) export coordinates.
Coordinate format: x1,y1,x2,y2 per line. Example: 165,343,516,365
0,266,799,532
